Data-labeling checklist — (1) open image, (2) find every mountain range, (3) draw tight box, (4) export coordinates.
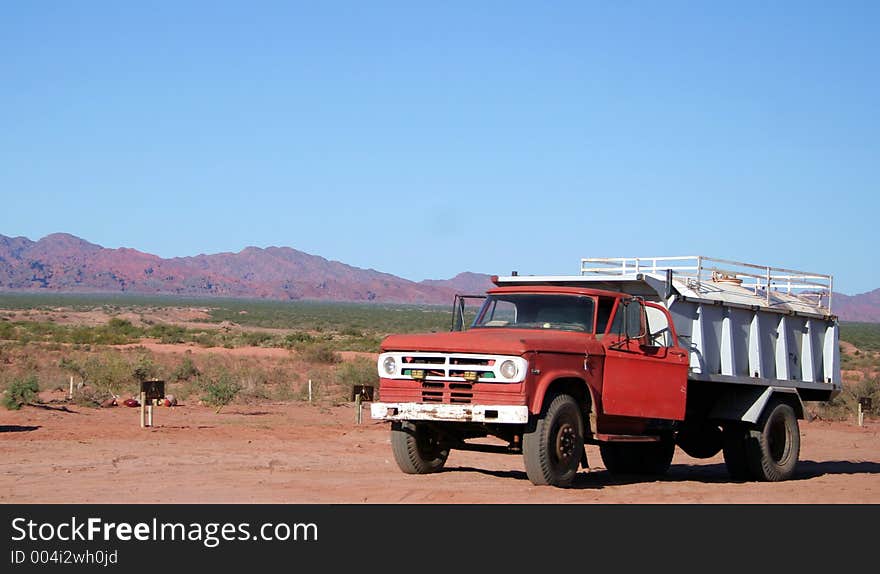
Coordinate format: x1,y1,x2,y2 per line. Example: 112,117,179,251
0,233,878,322
0,233,494,304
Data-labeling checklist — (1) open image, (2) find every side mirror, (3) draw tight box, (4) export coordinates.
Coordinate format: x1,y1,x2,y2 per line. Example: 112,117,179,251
621,298,647,340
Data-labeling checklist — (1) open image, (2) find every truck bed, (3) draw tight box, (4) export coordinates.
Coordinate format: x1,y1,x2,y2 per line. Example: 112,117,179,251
494,256,841,398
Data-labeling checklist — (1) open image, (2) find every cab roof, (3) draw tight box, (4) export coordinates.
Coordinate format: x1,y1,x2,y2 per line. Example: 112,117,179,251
487,284,628,299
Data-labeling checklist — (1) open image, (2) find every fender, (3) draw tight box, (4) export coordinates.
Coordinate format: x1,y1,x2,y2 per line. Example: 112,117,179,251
708,386,805,424
529,369,598,420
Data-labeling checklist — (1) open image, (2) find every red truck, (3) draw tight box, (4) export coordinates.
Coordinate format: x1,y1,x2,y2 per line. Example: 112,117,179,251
371,257,840,487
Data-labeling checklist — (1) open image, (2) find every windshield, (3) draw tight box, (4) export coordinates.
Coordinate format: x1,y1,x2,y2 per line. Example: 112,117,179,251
472,294,595,333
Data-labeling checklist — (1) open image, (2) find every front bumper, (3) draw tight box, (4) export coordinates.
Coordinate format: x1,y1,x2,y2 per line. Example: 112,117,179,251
371,402,529,424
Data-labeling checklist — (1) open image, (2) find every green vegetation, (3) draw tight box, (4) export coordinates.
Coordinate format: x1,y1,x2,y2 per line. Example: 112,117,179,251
302,344,342,364
2,375,40,410
202,371,242,413
0,293,453,333
3,292,877,420
171,356,200,381
202,299,451,333
840,322,880,353
335,357,378,397
812,377,880,420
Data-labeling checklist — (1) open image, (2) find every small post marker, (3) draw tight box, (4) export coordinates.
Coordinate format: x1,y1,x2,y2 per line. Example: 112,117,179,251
68,375,74,400
308,379,313,403
351,385,374,424
858,397,872,427
139,380,165,429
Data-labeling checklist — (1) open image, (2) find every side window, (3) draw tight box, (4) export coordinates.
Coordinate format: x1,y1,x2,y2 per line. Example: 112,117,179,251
596,296,615,334
609,298,644,338
645,306,672,347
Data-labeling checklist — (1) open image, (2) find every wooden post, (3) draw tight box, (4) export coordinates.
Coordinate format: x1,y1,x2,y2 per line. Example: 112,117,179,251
355,393,362,424
68,376,74,400
308,379,313,403
858,402,864,427
147,400,153,427
139,391,146,428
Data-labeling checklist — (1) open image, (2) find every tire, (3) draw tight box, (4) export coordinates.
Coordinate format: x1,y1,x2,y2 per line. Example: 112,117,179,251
722,424,753,480
390,421,449,474
599,437,675,476
522,394,585,487
676,424,723,459
745,401,800,482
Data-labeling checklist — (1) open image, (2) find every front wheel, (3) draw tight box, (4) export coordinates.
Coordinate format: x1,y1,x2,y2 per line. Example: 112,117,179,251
390,421,449,474
522,394,585,487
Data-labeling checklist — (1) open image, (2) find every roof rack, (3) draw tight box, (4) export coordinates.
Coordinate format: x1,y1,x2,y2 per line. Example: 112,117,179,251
580,256,834,313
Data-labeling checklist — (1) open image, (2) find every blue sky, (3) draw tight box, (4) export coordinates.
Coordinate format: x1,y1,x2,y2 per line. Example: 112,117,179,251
1,1,877,294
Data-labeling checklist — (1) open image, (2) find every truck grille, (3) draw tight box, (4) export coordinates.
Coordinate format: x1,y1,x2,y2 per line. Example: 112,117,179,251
421,381,474,404
378,352,528,384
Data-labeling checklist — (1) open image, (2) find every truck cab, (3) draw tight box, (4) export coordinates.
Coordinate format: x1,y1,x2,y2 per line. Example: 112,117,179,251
374,284,689,486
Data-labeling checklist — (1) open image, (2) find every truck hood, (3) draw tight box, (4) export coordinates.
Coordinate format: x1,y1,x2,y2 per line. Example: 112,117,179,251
381,329,605,356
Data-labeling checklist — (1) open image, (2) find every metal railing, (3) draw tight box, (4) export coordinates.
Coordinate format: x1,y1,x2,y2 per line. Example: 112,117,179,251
580,256,833,313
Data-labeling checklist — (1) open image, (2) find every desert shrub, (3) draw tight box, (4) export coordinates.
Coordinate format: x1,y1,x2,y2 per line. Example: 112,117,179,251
172,356,200,381
237,331,275,347
131,354,159,383
335,357,378,397
851,377,880,415
295,372,325,402
82,353,131,396
192,332,219,347
339,327,363,338
202,371,241,413
269,367,300,401
107,318,140,337
810,377,880,421
147,324,187,344
236,365,270,402
72,386,103,408
301,344,341,364
284,331,314,346
2,375,40,410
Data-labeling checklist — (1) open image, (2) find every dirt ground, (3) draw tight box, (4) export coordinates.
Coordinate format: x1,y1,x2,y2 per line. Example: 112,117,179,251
1,400,878,504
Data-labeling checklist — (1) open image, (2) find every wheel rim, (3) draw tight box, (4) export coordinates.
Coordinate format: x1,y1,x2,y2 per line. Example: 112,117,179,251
554,422,577,466
416,428,441,458
767,412,791,465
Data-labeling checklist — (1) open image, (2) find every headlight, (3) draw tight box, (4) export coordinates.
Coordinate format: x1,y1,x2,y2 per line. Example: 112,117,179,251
382,355,396,376
499,360,518,379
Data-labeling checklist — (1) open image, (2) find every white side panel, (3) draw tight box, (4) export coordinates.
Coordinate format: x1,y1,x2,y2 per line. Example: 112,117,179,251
690,304,706,374
748,313,765,378
775,316,791,381
701,305,724,375
823,323,841,389
720,314,736,376
801,320,816,383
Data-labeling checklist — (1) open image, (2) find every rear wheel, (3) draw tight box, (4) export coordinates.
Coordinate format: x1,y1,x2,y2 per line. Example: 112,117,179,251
390,421,449,474
599,437,675,476
745,401,800,482
522,393,585,487
722,424,753,480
